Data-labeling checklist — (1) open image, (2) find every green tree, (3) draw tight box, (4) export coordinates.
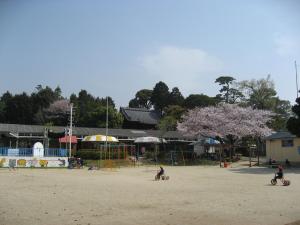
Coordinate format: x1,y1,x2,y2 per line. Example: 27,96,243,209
184,94,216,109
287,97,300,136
168,87,184,106
0,91,12,122
239,76,291,131
31,85,62,124
238,75,277,110
158,116,178,131
128,89,152,109
54,86,63,100
5,92,34,124
215,76,243,103
270,98,291,131
157,105,185,131
70,90,122,128
151,81,170,114
31,85,59,109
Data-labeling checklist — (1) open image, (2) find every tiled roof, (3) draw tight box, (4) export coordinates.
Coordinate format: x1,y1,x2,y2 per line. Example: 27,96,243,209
120,107,161,125
0,123,194,141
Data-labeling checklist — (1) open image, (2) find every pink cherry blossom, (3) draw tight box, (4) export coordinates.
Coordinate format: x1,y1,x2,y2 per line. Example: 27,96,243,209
177,103,274,140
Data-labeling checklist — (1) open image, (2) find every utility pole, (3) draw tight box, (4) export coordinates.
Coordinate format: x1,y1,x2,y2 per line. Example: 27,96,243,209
105,97,108,154
296,60,299,98
69,103,73,158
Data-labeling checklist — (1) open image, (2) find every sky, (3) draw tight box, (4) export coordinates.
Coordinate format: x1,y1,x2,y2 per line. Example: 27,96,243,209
0,0,299,107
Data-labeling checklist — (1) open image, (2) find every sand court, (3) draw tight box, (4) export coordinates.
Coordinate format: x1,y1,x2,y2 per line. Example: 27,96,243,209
0,165,299,225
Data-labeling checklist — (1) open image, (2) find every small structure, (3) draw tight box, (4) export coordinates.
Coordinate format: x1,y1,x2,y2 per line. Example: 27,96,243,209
192,138,220,156
33,142,44,157
265,131,300,163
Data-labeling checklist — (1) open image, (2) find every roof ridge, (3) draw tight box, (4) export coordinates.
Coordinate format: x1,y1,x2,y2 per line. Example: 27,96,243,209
121,107,152,112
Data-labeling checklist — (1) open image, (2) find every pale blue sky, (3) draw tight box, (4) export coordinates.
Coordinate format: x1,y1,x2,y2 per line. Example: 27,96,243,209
0,0,299,107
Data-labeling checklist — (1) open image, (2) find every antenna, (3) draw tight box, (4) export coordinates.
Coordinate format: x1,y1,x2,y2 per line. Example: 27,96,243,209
295,60,299,98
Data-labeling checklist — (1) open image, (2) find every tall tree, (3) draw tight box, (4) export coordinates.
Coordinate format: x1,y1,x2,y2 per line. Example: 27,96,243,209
168,87,184,106
70,90,122,128
31,85,60,110
151,81,170,114
129,89,153,109
215,76,243,103
5,92,34,124
287,97,300,136
238,75,277,110
238,75,291,131
270,98,291,131
0,91,12,122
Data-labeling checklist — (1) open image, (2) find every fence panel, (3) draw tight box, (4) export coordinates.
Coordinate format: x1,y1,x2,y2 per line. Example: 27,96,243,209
0,147,67,157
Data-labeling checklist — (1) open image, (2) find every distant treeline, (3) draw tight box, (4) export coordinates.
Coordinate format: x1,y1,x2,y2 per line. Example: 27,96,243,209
0,76,292,131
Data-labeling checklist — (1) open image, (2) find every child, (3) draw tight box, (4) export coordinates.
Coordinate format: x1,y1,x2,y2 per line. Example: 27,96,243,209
274,165,283,180
156,166,164,180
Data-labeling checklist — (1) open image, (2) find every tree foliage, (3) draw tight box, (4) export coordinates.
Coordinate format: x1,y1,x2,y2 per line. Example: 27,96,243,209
287,97,300,136
129,89,152,109
168,87,184,106
238,75,291,131
238,75,276,110
0,86,122,128
215,76,243,103
44,99,71,126
178,104,274,140
158,105,185,131
70,90,123,128
184,94,217,109
150,81,170,114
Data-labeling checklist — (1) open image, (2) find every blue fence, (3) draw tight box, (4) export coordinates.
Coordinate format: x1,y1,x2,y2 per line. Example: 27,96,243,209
0,147,68,157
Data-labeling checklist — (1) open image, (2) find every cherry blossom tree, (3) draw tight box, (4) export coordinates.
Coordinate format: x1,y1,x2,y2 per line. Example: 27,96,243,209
177,104,274,165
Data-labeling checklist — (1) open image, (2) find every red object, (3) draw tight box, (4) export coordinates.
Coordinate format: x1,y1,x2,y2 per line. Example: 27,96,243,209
59,136,78,144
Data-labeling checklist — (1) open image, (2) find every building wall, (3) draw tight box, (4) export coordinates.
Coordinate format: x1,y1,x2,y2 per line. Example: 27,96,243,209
0,156,69,168
266,138,300,163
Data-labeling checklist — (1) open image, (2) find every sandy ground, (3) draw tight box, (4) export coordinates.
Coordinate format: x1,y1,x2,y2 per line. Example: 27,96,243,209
0,164,300,225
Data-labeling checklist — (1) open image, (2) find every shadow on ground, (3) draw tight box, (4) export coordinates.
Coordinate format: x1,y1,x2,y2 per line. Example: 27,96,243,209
229,166,300,175
285,220,300,225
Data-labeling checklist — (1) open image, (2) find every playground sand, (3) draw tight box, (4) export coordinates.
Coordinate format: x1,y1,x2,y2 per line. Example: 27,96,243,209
0,165,300,225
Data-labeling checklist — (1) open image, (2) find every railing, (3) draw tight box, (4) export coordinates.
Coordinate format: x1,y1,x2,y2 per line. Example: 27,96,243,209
0,147,68,157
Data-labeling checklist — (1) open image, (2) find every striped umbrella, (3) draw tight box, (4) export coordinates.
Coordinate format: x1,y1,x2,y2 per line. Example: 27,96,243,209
82,134,119,142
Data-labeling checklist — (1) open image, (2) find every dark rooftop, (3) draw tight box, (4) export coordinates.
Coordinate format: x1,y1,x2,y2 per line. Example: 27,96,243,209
120,107,161,125
0,123,194,141
265,131,297,140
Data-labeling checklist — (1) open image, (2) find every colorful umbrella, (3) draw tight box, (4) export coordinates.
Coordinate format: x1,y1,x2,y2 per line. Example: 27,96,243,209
134,136,167,143
82,134,119,142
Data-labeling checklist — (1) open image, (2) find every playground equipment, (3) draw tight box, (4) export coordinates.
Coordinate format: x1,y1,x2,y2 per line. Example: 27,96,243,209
79,143,137,169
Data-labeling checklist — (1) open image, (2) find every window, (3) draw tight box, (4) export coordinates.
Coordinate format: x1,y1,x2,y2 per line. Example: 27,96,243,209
281,139,294,147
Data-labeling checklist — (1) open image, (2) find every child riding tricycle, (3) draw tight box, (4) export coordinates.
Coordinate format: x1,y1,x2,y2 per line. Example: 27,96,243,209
270,165,290,186
155,166,170,181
